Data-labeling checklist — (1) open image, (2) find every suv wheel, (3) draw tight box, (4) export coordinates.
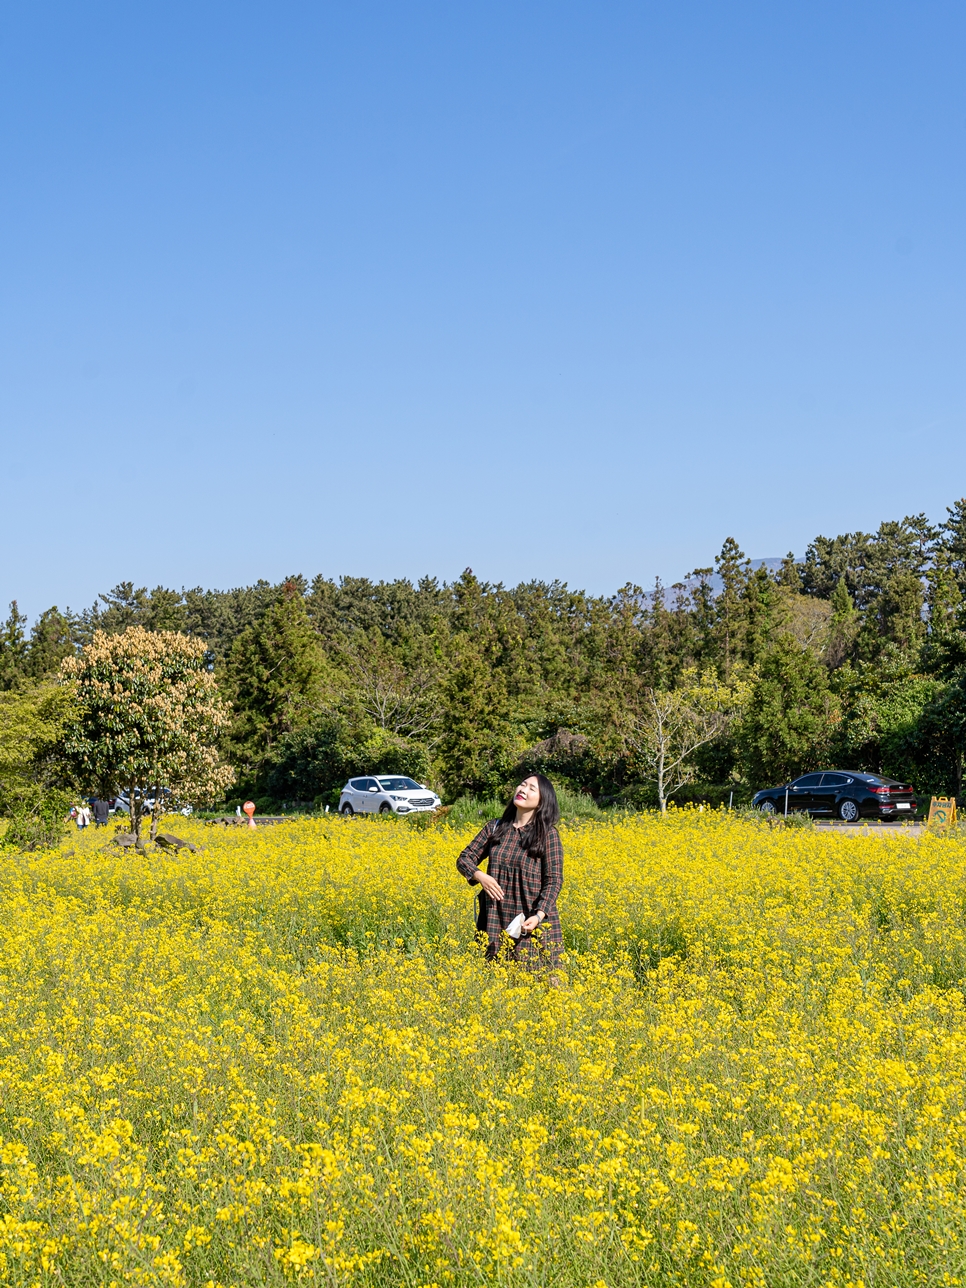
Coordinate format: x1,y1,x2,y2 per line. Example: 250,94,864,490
340,802,354,816
838,799,860,822
379,802,392,814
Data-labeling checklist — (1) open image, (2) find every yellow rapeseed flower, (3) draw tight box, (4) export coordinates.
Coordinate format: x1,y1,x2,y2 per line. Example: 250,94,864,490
0,811,963,1284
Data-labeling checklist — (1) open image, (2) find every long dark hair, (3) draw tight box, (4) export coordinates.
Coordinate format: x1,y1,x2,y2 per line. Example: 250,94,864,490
493,773,560,856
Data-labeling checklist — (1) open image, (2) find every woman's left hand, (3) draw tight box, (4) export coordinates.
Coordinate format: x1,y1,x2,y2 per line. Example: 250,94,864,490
521,912,545,934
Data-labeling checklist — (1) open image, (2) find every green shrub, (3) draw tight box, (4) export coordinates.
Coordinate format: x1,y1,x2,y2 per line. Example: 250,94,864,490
1,787,72,852
259,716,431,809
555,786,611,821
437,794,506,830
667,782,750,809
433,786,610,831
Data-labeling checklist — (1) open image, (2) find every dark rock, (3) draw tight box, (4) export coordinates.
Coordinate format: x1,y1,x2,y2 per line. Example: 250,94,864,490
156,832,198,853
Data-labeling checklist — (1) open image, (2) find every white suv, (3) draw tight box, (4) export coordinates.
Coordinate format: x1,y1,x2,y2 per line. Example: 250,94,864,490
339,776,441,816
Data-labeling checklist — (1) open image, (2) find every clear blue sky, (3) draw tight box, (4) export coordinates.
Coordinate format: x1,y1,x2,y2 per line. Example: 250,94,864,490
4,1,965,622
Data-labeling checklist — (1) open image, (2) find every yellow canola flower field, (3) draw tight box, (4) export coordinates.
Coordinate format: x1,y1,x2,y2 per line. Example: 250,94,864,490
1,813,966,1287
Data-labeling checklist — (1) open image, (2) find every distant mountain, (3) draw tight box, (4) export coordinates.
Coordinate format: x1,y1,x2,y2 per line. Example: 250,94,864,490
648,558,792,605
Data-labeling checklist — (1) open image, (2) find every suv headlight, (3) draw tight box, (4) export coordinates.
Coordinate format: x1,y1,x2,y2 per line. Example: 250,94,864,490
390,794,406,801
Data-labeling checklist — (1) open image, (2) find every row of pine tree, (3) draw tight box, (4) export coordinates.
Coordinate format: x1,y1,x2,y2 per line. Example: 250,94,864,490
3,501,966,806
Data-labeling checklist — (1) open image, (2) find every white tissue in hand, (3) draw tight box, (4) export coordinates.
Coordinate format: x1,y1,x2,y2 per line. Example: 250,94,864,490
505,913,524,940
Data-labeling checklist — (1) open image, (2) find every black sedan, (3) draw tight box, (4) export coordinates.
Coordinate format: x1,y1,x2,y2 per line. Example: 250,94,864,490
753,771,918,822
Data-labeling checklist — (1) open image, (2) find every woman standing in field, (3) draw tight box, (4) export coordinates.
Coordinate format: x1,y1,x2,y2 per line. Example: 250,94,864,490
456,773,563,970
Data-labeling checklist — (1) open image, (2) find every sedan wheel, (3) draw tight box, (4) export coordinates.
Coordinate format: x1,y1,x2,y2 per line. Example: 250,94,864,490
758,799,777,815
340,802,354,816
838,799,860,822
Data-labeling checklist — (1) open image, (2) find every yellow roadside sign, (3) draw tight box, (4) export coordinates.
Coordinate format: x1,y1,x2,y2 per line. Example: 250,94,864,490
927,797,957,828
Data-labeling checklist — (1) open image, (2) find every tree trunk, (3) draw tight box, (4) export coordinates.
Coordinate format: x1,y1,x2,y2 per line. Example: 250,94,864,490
130,784,141,843
657,745,666,814
149,792,164,841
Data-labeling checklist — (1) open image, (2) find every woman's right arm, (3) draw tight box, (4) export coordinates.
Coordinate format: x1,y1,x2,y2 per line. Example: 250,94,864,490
456,822,505,901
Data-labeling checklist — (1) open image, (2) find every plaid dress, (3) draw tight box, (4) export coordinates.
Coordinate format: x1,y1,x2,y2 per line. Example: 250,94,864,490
456,820,564,967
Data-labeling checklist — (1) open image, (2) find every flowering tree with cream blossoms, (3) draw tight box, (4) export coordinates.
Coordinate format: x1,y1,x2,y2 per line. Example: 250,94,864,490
61,627,234,842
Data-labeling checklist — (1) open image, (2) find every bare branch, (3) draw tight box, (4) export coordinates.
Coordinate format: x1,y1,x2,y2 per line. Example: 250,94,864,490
338,632,441,740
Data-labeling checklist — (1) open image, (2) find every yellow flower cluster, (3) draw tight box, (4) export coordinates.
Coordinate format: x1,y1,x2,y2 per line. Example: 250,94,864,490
1,812,965,1286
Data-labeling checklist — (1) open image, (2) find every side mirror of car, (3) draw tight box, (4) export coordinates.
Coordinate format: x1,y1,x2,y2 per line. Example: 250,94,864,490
368,786,378,792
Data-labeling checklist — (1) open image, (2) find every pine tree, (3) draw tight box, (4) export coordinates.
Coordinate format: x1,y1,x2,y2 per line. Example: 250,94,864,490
223,581,332,786
940,498,966,596
684,568,717,672
641,578,679,688
437,640,514,799
777,552,801,590
741,564,782,668
800,532,871,601
0,602,29,691
738,636,840,784
826,578,859,667
714,538,751,680
874,570,928,657
26,608,78,680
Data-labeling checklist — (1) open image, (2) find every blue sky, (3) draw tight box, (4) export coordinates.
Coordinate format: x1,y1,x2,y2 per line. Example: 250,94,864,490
3,1,965,622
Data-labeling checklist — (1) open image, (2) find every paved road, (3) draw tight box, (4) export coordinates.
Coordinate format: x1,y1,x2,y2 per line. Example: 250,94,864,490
813,821,924,837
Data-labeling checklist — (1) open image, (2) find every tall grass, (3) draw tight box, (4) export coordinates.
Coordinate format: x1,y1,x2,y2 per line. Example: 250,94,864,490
439,786,610,830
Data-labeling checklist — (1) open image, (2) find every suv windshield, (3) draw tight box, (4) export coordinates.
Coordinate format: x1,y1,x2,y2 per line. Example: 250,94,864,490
377,777,423,791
